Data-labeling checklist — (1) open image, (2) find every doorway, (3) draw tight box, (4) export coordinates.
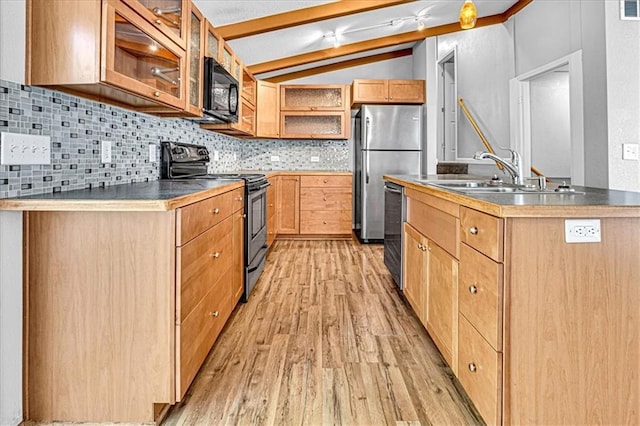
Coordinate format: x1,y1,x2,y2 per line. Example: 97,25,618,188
509,51,585,184
438,48,457,161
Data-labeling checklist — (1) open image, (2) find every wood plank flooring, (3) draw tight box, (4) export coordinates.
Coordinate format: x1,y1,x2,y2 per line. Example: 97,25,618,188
164,239,483,425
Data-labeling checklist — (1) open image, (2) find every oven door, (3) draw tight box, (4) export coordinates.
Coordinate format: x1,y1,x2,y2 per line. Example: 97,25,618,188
246,187,268,266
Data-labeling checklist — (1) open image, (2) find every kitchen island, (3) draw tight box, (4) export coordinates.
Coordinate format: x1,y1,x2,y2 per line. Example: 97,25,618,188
0,179,245,423
384,174,639,425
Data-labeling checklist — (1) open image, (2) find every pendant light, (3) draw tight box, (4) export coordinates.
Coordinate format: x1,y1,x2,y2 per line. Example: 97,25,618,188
459,0,478,29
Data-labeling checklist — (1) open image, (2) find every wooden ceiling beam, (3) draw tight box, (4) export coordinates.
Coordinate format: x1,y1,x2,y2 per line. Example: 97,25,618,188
263,49,414,83
215,0,416,40
247,12,507,76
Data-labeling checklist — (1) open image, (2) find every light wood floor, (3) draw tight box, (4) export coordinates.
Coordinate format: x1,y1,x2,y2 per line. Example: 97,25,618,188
164,239,482,425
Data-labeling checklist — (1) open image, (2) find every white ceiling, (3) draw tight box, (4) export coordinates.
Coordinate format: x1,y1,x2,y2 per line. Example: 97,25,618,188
193,0,519,79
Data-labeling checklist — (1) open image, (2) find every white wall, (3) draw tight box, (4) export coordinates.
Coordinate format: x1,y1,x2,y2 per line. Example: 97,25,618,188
605,0,640,191
0,0,25,83
0,212,22,426
286,56,413,85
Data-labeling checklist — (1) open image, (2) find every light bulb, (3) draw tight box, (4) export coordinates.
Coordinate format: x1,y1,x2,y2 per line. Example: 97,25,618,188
417,20,425,31
459,0,478,30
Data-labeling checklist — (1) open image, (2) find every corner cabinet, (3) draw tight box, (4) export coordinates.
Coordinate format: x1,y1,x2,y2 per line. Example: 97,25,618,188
256,81,280,138
279,85,351,139
351,79,425,107
27,0,189,113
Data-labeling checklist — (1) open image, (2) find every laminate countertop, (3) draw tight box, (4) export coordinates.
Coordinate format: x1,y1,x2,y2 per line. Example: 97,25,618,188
385,174,640,218
0,179,244,211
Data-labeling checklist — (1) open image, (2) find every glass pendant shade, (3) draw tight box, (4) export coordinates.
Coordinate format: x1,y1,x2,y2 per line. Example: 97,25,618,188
459,0,478,29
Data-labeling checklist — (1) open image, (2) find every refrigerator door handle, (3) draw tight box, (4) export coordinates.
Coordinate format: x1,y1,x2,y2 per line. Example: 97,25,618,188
364,116,371,150
365,151,370,184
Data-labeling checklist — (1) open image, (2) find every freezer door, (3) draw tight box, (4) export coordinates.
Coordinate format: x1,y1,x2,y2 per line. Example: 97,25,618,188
361,105,422,151
360,150,421,241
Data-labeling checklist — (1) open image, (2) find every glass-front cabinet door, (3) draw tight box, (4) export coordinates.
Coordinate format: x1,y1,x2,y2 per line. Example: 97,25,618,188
121,0,187,49
104,0,186,110
280,85,346,111
205,23,220,61
186,2,204,115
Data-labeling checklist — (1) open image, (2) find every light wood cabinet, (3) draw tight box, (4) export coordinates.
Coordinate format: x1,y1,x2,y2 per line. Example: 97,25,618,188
256,81,280,138
351,79,425,107
279,85,351,139
27,0,189,114
266,176,277,246
403,222,428,324
121,0,188,50
277,175,300,234
184,1,205,117
23,185,245,422
299,175,352,235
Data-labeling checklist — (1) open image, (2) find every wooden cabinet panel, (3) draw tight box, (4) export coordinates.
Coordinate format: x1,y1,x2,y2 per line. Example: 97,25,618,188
256,81,280,138
242,68,256,105
351,79,388,103
460,207,503,262
300,175,352,188
230,187,244,212
266,177,277,245
177,216,233,323
177,267,232,399
231,209,244,304
459,244,503,351
299,210,351,234
121,0,187,50
300,188,352,211
184,2,205,116
239,99,256,134
388,79,426,103
403,223,427,324
177,189,234,245
407,197,459,258
458,314,502,426
277,175,300,234
426,241,458,371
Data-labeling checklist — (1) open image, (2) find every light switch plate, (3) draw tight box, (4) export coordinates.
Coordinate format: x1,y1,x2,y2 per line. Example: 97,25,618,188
0,132,51,165
148,144,156,162
101,141,112,163
622,144,639,160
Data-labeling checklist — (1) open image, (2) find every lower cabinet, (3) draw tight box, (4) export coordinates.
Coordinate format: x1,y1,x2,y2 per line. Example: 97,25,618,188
266,176,277,246
277,175,300,234
402,223,427,323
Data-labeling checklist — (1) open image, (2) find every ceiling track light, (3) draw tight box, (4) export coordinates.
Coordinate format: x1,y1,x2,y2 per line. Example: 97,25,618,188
322,13,430,47
459,0,478,29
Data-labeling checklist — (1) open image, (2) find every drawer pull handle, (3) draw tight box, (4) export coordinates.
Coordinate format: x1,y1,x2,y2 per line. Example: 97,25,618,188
212,208,220,214
154,19,162,25
236,196,243,201
469,285,478,294
323,179,328,183
210,252,220,258
469,226,478,235
323,197,327,201
210,311,220,318
468,363,477,373
153,91,161,97
323,221,327,224
417,243,423,250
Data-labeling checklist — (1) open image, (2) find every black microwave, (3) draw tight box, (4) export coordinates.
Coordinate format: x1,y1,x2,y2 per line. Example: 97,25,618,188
202,57,239,123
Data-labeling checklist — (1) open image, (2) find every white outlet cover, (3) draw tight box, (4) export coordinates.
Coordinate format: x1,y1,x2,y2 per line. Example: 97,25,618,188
622,144,639,160
270,155,280,162
148,144,157,162
213,150,220,161
101,140,112,164
310,156,320,162
565,219,601,243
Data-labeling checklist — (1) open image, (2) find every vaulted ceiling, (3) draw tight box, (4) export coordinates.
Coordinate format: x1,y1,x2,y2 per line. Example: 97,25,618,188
193,0,529,82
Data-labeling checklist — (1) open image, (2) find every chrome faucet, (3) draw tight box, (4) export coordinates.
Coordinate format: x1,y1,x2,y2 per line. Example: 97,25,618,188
474,148,524,185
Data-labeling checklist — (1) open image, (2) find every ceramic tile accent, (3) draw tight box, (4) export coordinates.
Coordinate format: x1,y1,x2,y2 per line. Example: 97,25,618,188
0,79,350,199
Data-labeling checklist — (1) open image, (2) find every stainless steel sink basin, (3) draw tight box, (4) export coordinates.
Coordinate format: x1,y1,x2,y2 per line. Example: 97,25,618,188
414,179,584,195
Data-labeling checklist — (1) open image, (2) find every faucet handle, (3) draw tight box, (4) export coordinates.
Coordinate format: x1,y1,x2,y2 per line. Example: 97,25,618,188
499,146,520,164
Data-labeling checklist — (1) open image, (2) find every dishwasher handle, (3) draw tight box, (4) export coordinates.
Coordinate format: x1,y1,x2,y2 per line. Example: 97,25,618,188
384,184,403,194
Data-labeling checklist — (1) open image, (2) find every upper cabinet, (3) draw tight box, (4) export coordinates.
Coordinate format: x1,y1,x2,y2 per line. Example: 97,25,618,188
255,81,280,138
121,0,188,50
279,85,351,139
27,0,188,113
351,79,426,107
184,1,205,116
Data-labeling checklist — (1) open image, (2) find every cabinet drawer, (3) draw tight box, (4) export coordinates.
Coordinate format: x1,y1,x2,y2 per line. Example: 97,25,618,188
300,175,352,188
177,216,233,323
458,314,502,426
300,210,351,234
177,267,232,399
177,189,235,245
459,244,503,351
407,197,458,258
460,207,503,262
300,188,352,211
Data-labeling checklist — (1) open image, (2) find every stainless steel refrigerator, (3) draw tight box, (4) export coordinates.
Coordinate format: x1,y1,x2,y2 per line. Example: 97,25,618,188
354,105,422,242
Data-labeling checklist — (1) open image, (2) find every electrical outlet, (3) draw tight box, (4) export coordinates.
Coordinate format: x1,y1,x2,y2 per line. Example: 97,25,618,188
101,141,112,163
565,219,601,243
622,144,639,160
310,156,320,162
270,155,280,162
0,132,51,165
213,150,220,161
148,144,156,162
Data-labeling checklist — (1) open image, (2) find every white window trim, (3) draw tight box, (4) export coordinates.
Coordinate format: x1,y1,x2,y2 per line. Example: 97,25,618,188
620,0,640,20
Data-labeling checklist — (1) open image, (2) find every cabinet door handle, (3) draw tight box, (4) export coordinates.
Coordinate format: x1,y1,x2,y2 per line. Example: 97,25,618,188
417,243,423,250
212,208,220,214
323,179,328,183
323,197,327,201
323,221,327,224
469,285,478,294
236,196,243,201
469,226,478,235
210,311,220,318
210,252,220,258
154,19,162,25
153,91,161,97
468,363,477,373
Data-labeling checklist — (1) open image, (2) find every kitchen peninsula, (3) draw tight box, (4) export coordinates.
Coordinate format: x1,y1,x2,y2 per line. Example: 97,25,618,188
384,174,640,425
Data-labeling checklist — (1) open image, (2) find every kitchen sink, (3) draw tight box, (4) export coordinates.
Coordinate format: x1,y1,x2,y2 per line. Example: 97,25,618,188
414,179,584,195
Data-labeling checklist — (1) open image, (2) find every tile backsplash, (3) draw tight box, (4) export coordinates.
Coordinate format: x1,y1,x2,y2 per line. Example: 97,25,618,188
0,79,351,199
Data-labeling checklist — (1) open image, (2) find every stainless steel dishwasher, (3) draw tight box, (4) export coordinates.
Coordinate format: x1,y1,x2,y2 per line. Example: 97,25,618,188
383,181,405,289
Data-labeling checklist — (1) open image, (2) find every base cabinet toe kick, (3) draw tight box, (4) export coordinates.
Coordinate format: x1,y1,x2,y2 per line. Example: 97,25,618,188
401,186,639,425
23,186,244,423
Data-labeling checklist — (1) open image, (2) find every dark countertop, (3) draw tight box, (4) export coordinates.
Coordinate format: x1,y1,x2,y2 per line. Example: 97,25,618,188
385,174,640,218
0,179,244,211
